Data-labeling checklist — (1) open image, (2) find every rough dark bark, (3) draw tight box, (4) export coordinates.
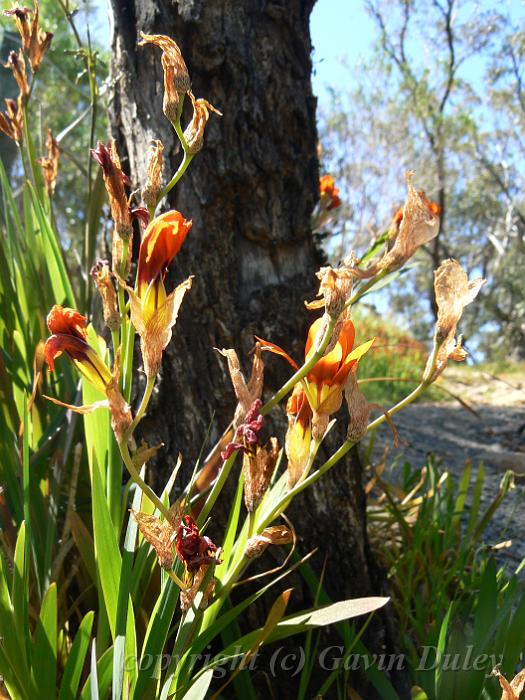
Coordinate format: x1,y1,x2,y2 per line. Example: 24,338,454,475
109,0,396,692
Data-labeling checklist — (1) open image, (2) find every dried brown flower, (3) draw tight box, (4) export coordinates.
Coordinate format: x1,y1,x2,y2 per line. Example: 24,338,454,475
493,667,525,700
183,91,221,155
3,7,32,50
245,525,293,559
378,171,440,273
91,140,133,241
305,256,356,317
141,139,164,208
132,501,185,570
37,128,59,195
180,564,216,611
0,97,24,143
344,371,371,443
218,343,264,429
360,172,440,279
4,50,29,97
426,259,485,381
90,259,120,331
243,437,280,512
344,371,399,446
27,0,53,72
4,1,53,73
138,33,191,122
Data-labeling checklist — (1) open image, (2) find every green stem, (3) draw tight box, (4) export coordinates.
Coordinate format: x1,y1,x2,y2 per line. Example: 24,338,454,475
156,150,193,206
116,238,132,396
196,452,238,528
217,548,249,603
247,510,256,539
168,569,187,590
128,375,155,435
22,104,45,201
118,439,171,520
111,329,120,362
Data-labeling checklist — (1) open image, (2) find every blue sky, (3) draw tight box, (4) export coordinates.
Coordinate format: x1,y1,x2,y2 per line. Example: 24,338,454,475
310,0,524,105
310,0,375,103
90,0,523,108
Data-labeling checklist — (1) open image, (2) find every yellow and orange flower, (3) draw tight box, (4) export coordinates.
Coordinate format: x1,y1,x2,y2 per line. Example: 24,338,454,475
258,317,374,485
319,175,342,211
137,210,192,297
44,305,131,439
119,210,193,377
45,305,112,393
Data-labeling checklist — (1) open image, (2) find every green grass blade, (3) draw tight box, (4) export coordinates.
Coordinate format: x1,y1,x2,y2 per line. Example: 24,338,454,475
112,483,143,700
30,582,57,697
59,611,95,700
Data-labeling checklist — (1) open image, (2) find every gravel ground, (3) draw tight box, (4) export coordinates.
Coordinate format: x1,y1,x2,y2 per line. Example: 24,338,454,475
370,369,525,567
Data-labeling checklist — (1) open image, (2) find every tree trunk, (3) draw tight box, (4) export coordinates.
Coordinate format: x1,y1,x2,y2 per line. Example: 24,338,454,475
109,0,395,691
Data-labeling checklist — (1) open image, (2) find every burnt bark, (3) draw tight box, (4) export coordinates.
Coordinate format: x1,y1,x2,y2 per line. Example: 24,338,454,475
109,0,395,692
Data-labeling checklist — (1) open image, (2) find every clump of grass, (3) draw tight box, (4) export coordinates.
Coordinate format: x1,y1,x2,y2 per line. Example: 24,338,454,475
367,456,525,699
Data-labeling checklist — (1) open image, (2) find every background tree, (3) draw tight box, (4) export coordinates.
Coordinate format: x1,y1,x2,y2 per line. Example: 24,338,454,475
320,0,525,359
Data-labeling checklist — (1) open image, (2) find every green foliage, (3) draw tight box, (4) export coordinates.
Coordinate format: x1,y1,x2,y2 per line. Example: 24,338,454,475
368,457,525,698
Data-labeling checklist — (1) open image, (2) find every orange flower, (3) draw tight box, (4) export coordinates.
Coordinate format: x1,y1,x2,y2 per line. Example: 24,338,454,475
319,175,342,211
257,317,374,485
259,317,373,418
45,305,111,393
137,210,192,297
118,210,193,377
44,305,131,439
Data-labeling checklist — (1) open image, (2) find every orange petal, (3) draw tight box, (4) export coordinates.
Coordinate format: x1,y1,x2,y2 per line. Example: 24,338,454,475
43,395,108,413
137,210,192,291
46,305,87,339
254,336,299,371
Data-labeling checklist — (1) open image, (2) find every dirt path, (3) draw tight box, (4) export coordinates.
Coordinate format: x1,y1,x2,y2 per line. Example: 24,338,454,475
371,368,525,565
